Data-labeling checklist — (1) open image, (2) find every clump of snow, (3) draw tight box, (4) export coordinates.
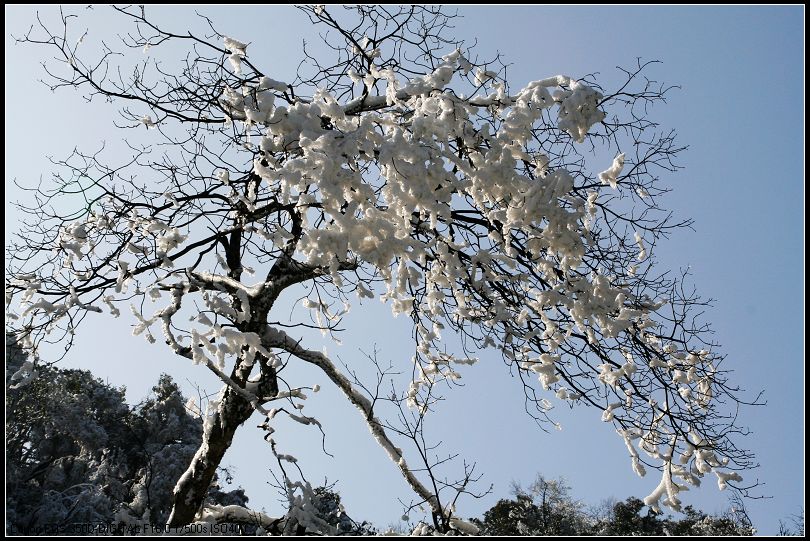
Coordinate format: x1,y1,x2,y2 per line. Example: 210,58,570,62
599,153,625,189
554,81,606,143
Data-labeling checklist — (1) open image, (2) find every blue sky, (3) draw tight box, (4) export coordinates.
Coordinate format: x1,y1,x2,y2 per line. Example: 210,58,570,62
5,5,803,534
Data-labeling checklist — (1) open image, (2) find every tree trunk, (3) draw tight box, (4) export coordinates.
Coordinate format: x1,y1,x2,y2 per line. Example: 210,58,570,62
167,385,254,527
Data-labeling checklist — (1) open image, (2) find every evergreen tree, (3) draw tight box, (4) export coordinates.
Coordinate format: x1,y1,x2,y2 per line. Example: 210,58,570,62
6,335,248,534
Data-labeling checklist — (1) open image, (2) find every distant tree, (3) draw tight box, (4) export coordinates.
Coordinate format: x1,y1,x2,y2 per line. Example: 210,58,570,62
667,504,754,536
594,497,665,536
778,508,805,537
473,473,755,536
472,474,586,535
593,496,754,536
7,5,759,532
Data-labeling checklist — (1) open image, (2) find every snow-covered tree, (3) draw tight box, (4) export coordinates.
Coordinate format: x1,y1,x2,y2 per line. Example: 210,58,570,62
5,335,249,533
472,474,587,535
471,474,755,536
591,495,755,536
6,5,758,533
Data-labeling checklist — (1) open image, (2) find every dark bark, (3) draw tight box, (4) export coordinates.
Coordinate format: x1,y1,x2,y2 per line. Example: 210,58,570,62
167,385,255,527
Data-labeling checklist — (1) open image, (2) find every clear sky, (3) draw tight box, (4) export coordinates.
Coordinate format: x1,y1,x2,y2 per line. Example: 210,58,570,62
4,5,804,534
